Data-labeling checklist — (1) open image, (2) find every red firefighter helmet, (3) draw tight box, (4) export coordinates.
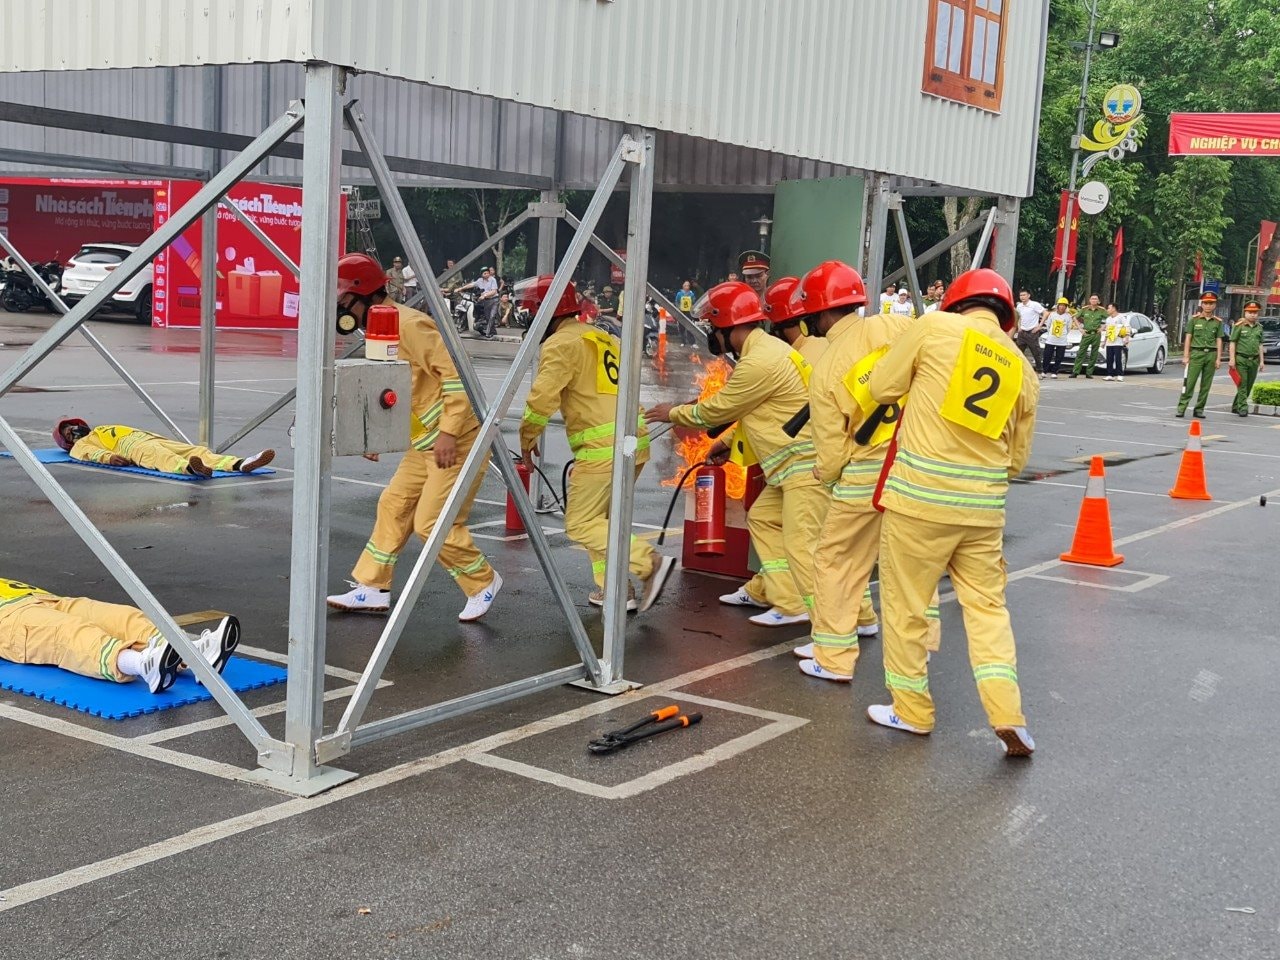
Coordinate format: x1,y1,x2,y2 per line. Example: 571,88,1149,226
941,268,1016,330
54,417,88,452
763,277,803,324
336,253,388,298
695,282,767,329
790,260,867,315
515,275,581,320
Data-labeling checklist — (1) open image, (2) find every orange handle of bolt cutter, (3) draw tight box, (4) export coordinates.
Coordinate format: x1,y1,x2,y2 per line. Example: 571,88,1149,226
651,705,680,722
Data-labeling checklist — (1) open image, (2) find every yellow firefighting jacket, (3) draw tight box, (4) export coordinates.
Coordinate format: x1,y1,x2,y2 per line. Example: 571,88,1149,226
669,328,816,489
70,426,158,464
520,323,649,473
393,302,477,452
868,308,1038,528
810,312,915,507
792,333,828,366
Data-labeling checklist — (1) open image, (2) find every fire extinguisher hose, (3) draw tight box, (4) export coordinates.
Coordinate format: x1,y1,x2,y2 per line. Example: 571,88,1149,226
657,461,707,547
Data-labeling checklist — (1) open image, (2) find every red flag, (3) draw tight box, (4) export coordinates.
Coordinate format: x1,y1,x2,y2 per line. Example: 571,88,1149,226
1051,191,1080,274
1193,251,1203,286
1111,227,1124,283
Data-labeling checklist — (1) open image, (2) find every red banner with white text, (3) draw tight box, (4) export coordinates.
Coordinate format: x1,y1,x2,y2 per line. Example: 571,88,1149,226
1051,190,1079,275
1169,114,1280,156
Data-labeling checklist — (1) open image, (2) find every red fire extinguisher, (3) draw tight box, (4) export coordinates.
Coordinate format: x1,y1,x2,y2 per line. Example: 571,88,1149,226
691,464,726,556
505,460,532,532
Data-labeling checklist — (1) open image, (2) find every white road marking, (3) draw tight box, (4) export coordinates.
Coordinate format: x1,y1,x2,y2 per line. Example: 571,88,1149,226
133,685,360,745
1028,570,1169,593
1039,430,1280,460
235,645,392,688
1015,478,1166,498
0,639,802,912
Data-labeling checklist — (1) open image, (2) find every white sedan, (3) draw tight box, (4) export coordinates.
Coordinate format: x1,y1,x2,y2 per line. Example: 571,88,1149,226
60,243,155,323
1041,311,1168,374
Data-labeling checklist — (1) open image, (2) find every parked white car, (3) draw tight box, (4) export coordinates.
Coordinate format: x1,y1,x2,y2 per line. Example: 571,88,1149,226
60,243,154,322
1041,311,1168,374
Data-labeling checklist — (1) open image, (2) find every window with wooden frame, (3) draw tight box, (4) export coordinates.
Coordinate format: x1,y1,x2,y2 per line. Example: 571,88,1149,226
922,0,1007,112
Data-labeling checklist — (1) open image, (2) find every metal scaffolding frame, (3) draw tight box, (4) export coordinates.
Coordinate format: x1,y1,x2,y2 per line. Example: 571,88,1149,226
0,65,661,793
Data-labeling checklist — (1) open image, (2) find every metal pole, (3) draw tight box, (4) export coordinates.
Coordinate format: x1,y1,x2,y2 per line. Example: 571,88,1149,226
864,174,892,298
970,208,999,271
198,209,218,446
408,210,534,311
532,188,560,512
220,199,300,277
891,202,926,317
600,129,655,685
880,217,992,289
327,135,629,743
344,105,602,684
1056,0,1100,301
991,197,1021,284
0,107,305,397
0,233,190,442
280,63,348,787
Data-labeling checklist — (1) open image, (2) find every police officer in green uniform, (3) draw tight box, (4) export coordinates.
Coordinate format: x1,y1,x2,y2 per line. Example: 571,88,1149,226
1177,292,1224,419
1229,301,1266,417
1070,294,1107,378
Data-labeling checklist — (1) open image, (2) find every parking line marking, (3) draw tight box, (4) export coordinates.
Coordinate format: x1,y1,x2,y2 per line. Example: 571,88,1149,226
1014,478,1166,498
235,644,392,688
134,685,360,745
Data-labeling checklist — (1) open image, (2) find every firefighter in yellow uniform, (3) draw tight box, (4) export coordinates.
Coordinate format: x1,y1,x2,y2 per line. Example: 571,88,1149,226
647,282,823,628
867,268,1039,757
0,579,239,693
326,253,501,623
55,419,274,477
518,277,675,612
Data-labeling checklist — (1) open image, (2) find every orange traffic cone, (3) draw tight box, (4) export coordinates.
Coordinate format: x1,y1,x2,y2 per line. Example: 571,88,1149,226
1060,456,1124,567
1169,420,1212,501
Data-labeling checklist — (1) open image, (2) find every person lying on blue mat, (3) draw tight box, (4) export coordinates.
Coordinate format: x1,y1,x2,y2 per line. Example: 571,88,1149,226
55,418,274,478
0,579,239,695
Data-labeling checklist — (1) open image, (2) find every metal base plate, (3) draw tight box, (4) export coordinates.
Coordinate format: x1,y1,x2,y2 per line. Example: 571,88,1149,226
242,765,358,797
570,677,643,696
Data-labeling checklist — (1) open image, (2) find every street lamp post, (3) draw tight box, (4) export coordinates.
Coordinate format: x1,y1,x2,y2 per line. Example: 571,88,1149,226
754,215,774,255
1055,0,1101,302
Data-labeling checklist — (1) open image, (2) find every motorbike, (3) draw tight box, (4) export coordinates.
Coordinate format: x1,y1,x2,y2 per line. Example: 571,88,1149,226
452,289,478,335
1,260,63,313
592,299,660,357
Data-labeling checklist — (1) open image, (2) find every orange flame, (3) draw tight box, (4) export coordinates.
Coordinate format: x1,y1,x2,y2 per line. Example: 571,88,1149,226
662,357,747,500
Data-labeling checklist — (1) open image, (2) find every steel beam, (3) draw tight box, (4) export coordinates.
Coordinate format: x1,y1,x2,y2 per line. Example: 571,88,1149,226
891,203,926,317
991,197,1021,284
880,215,991,289
970,207,999,271
219,199,300,277
864,174,892,298
198,209,218,446
599,129,654,686
0,100,553,190
322,133,630,749
0,105,305,398
279,64,351,787
0,147,208,182
344,103,601,688
0,233,189,442
0,416,285,761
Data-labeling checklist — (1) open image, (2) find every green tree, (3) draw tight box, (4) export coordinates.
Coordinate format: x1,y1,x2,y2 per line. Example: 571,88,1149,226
1152,157,1234,329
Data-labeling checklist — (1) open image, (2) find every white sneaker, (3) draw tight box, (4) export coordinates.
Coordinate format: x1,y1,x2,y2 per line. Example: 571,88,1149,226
994,726,1036,757
866,704,929,735
588,584,638,612
140,642,182,694
748,608,810,628
458,571,502,622
857,623,879,638
1116,376,1124,382
1050,373,1058,379
719,586,770,609
792,642,814,659
189,615,241,685
1103,375,1114,381
798,659,851,682
639,555,677,612
327,582,391,613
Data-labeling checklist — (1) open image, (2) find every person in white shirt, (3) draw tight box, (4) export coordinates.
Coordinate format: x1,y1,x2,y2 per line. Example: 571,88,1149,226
459,266,501,338
890,288,916,317
1102,303,1131,381
879,283,897,313
1013,289,1046,378
1041,298,1074,378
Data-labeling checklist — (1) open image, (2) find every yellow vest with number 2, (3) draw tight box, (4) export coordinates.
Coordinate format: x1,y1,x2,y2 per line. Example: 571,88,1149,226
842,346,907,447
584,329,620,395
939,328,1024,439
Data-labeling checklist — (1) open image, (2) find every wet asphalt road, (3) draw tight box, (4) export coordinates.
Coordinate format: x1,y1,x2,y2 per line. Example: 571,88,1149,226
1,311,1278,959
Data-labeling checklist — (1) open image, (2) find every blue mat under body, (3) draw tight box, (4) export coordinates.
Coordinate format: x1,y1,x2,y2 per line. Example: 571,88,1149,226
0,447,275,480
0,656,288,719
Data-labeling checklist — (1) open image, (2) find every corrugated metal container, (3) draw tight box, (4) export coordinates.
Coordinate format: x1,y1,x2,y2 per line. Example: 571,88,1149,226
0,0,1049,196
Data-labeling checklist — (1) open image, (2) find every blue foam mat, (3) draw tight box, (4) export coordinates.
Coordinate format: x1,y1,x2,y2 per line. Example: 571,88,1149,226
0,447,275,480
0,656,288,719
